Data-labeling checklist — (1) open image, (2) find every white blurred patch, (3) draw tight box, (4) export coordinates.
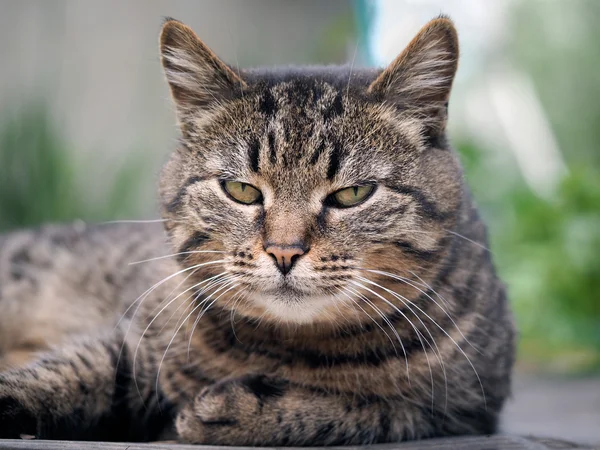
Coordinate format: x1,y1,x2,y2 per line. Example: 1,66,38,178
486,68,568,198
368,0,568,198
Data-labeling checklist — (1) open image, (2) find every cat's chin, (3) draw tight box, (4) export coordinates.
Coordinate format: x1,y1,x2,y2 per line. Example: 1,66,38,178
247,291,342,325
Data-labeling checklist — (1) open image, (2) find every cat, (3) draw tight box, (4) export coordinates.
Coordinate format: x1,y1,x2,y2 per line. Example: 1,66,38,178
0,16,516,445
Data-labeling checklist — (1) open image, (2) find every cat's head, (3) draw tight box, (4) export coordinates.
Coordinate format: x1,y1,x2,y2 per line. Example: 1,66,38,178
158,17,464,325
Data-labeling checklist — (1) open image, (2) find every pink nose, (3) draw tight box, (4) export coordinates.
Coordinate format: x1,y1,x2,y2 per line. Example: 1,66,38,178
264,245,306,275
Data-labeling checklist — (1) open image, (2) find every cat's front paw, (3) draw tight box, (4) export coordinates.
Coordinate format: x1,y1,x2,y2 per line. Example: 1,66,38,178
0,393,38,439
176,374,288,445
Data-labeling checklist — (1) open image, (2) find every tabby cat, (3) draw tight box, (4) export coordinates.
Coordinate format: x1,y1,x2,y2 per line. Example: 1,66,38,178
0,16,516,445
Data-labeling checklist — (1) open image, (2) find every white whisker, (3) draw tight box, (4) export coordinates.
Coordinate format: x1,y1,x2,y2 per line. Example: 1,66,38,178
154,276,240,406
349,281,432,390
352,275,485,409
117,259,226,330
187,280,240,357
132,271,229,399
129,250,226,265
116,259,226,402
227,289,250,344
367,269,478,353
181,275,239,340
353,276,445,413
340,287,401,358
443,229,491,252
101,219,172,224
143,268,200,322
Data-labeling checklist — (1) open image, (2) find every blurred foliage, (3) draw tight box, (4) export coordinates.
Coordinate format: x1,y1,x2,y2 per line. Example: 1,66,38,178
511,0,600,169
500,0,600,373
312,10,358,64
460,140,600,374
0,103,146,231
453,1,600,374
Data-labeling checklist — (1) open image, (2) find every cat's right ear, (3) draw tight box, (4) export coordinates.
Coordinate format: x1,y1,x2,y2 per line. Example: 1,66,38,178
367,17,458,135
159,19,246,117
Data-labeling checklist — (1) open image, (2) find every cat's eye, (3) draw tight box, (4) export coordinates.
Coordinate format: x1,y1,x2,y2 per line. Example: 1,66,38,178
327,185,375,208
222,181,262,205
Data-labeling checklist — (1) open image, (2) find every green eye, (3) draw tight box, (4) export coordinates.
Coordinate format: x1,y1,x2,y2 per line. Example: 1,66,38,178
222,181,262,205
329,185,375,208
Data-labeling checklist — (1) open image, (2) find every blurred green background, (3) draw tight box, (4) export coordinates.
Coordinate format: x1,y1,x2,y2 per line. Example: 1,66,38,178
0,0,598,375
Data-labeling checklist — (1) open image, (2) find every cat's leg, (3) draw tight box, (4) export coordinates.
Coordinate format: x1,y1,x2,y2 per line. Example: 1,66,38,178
175,374,427,446
0,330,169,440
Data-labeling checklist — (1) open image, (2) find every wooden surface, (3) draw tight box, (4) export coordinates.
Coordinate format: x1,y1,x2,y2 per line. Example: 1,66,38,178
0,435,596,450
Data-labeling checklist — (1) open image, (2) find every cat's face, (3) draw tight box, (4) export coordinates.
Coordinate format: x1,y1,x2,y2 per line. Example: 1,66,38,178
159,18,463,325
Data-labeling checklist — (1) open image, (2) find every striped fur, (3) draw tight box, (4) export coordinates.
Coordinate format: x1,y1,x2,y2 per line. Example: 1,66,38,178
0,17,515,445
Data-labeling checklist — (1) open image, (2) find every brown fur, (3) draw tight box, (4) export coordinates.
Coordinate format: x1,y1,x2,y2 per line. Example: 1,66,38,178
0,16,515,445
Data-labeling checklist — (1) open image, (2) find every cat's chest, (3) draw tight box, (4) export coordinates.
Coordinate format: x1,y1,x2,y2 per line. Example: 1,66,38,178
159,320,407,402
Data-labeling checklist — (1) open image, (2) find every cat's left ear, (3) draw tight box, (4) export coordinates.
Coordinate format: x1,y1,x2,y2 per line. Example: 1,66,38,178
368,16,459,134
159,18,246,117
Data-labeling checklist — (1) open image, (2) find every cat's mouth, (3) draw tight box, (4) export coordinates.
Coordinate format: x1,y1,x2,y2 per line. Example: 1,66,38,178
239,267,317,297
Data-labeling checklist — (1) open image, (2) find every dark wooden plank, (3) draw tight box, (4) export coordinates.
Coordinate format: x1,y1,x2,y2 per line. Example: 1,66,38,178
0,435,595,450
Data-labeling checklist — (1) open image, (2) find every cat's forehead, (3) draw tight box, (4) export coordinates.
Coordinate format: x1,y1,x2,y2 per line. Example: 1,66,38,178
256,78,346,119
242,67,381,121
215,81,389,188
193,68,418,193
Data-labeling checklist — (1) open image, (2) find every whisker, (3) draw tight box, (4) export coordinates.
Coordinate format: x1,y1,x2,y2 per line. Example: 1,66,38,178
132,271,229,399
101,219,173,224
154,275,240,402
326,289,356,331
116,259,226,399
349,281,431,388
183,275,239,334
382,227,491,253
117,259,226,330
187,279,240,358
143,268,203,322
339,287,400,358
332,288,369,332
353,276,444,412
227,289,250,344
366,268,478,353
352,275,484,409
443,229,491,252
157,272,229,336
129,250,226,265
153,290,220,410
405,269,453,309
355,290,432,396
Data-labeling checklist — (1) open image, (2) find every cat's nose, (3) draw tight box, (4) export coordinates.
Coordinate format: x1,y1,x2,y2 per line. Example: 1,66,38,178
264,244,307,275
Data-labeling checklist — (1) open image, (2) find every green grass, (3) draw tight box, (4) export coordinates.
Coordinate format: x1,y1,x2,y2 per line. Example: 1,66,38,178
459,141,600,374
0,103,147,231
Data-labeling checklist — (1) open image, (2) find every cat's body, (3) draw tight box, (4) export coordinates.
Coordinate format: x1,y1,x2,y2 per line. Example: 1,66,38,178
0,17,516,445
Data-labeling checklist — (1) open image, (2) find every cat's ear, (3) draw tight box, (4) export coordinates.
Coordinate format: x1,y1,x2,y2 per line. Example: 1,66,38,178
159,19,246,116
368,16,458,132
